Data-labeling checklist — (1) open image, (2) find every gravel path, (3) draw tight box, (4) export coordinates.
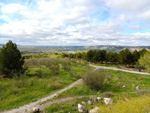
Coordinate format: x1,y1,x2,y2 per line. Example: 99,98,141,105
89,64,150,75
2,79,83,113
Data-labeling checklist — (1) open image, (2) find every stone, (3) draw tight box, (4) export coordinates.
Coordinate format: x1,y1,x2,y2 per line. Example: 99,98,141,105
132,84,135,87
89,107,99,113
78,104,88,113
81,101,86,106
136,86,140,90
122,85,126,88
93,98,98,103
32,107,40,113
88,100,93,105
104,98,113,105
97,96,102,101
124,98,129,101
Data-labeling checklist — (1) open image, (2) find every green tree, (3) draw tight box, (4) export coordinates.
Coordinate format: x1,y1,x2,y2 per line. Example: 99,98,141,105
139,48,148,57
133,50,140,64
0,40,24,77
119,48,133,65
139,51,150,73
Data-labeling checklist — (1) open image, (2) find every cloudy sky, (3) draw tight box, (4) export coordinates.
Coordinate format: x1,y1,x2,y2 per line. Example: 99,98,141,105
0,0,150,46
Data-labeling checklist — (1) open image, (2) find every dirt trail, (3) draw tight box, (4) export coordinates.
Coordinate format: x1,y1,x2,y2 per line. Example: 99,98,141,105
2,79,83,113
89,64,150,75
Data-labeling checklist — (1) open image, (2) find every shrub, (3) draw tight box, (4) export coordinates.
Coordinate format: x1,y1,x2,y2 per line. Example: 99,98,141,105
35,68,43,78
13,73,27,88
82,69,108,90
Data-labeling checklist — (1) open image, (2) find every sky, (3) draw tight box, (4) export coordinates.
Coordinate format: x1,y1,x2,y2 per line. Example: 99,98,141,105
0,0,150,46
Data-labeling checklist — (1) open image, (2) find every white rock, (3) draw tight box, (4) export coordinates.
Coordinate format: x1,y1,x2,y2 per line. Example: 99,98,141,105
88,100,93,105
122,85,126,88
81,101,86,106
104,98,113,105
89,107,100,113
78,104,88,113
32,107,40,113
136,86,140,90
97,96,102,100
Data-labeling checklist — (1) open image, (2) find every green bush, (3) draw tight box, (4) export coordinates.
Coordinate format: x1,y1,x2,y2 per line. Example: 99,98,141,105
82,69,109,90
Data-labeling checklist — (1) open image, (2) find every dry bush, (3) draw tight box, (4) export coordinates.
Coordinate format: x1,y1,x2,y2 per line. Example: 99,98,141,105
82,70,109,90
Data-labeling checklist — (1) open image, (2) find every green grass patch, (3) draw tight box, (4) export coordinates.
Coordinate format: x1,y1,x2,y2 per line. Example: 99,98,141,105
0,64,93,111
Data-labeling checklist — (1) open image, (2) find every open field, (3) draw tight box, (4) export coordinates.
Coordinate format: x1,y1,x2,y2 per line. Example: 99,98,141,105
0,58,93,111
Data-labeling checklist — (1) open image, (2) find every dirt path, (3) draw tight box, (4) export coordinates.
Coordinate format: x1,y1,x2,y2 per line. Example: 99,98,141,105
89,64,150,75
2,79,83,113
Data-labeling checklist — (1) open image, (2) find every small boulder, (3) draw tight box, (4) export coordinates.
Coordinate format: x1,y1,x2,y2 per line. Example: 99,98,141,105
89,107,100,113
88,100,93,105
104,98,113,105
124,98,129,101
97,96,102,101
122,85,126,88
132,84,135,87
78,104,88,113
32,107,40,113
81,101,86,106
136,86,140,90
93,98,98,103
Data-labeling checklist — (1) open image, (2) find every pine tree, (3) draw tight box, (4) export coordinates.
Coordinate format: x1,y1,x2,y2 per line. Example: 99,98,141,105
0,40,24,77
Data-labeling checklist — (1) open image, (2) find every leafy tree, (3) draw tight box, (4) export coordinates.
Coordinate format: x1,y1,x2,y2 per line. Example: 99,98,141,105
87,50,94,62
107,52,119,64
139,48,148,57
119,48,133,65
0,40,24,77
139,51,150,73
133,50,140,64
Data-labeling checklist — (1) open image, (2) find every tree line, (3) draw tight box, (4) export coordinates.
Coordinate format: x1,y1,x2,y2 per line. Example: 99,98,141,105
62,48,148,66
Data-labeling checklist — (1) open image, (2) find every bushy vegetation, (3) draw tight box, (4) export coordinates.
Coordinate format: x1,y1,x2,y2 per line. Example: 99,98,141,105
139,51,150,73
82,69,112,90
62,48,148,67
0,56,93,111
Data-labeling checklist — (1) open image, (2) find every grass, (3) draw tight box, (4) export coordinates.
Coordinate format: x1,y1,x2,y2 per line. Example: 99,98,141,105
0,64,93,111
45,97,100,113
99,95,150,113
44,69,150,112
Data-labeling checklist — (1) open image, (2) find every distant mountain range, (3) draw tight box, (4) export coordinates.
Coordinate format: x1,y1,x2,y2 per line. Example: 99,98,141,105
1,44,150,52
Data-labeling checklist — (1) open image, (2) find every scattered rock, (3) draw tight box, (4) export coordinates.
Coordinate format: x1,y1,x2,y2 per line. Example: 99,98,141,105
78,104,88,113
132,84,135,87
97,96,102,101
32,107,40,113
88,100,93,105
81,101,86,106
93,98,98,103
124,98,129,101
104,98,113,105
89,107,100,113
122,85,126,88
71,104,74,106
136,86,140,90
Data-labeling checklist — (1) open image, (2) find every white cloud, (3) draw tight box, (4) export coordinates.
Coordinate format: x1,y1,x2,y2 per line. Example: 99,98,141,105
0,0,149,46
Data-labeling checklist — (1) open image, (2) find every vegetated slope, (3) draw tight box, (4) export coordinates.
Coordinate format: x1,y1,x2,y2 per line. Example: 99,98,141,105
44,67,150,112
